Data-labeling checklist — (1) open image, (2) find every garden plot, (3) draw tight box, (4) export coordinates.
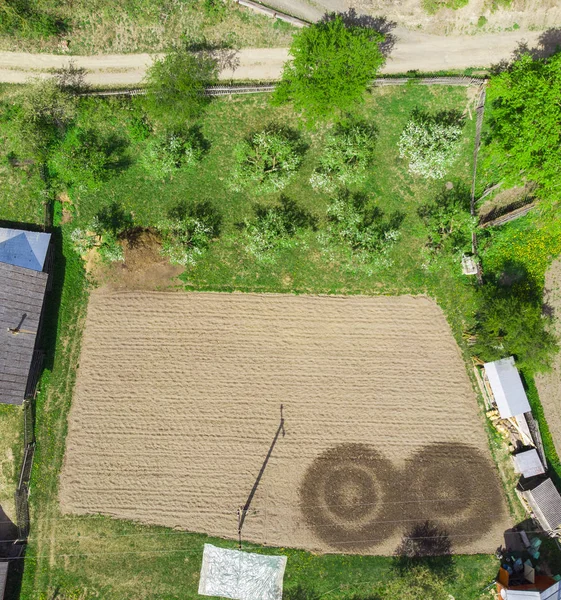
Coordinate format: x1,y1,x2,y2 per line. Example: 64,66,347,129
60,291,510,555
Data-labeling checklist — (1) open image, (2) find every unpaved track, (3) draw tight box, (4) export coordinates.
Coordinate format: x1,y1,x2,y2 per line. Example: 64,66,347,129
0,28,541,84
536,258,561,459
60,291,509,555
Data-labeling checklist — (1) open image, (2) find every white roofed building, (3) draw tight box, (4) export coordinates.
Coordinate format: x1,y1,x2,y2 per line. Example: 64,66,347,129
484,357,531,419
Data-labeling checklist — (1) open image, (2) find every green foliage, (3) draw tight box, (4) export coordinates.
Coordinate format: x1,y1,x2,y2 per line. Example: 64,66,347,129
310,119,378,193
230,125,305,193
143,45,218,124
477,15,488,27
417,183,474,253
272,16,385,124
241,195,317,263
486,52,561,194
141,126,207,179
421,0,468,14
158,200,222,266
201,0,227,24
398,109,463,179
17,79,77,159
472,276,558,375
0,0,66,38
49,126,129,190
381,567,450,600
325,189,404,262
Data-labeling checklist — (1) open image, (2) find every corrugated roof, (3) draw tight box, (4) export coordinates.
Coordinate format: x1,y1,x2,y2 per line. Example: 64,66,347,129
513,449,546,479
0,262,48,405
0,228,51,272
0,562,7,600
522,479,561,532
484,357,531,418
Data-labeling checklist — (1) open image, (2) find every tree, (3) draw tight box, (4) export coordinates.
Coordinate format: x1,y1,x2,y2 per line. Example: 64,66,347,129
486,51,561,194
158,200,222,267
240,195,317,263
141,126,207,179
143,46,218,124
49,126,129,190
417,183,475,253
230,125,305,194
272,16,385,124
310,119,378,193
398,109,463,179
472,278,558,375
17,79,76,159
326,189,404,261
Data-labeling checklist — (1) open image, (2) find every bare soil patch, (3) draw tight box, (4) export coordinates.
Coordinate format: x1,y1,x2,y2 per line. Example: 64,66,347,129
60,291,510,555
87,229,183,291
536,259,561,458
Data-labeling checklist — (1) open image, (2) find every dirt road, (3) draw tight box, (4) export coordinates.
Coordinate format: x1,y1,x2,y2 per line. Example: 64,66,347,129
0,27,542,85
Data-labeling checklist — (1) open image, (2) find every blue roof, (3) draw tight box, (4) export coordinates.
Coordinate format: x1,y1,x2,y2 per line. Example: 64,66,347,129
0,228,51,271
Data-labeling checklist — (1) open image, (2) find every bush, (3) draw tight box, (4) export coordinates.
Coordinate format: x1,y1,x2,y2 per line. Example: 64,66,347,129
310,119,378,193
0,0,67,38
141,127,207,179
241,195,317,263
417,183,475,253
230,125,305,194
326,189,404,262
398,109,464,179
49,126,129,190
422,0,468,14
158,200,221,267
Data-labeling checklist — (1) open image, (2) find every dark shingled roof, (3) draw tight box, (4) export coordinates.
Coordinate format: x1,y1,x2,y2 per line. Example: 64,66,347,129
0,561,7,600
0,262,48,405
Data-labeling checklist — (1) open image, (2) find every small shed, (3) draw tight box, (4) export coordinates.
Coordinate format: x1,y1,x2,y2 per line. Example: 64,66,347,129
496,566,561,599
0,562,7,600
484,357,531,419
513,450,546,479
0,227,51,406
198,544,287,600
521,479,561,534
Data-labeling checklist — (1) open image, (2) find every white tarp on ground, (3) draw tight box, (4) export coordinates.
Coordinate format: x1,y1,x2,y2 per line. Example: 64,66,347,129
198,544,287,600
484,356,531,419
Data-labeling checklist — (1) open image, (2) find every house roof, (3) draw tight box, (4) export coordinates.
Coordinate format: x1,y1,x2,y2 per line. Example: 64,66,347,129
521,479,561,532
484,357,531,418
0,228,51,272
0,562,7,600
0,262,48,405
513,449,545,479
505,582,561,599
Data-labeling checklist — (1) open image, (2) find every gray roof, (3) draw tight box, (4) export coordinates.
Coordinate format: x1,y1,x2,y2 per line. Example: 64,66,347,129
0,228,51,272
506,582,561,599
0,262,48,405
0,562,7,600
484,356,531,418
513,449,546,479
522,478,561,532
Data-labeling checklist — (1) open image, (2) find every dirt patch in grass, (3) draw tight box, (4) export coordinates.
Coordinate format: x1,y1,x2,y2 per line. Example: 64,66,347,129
87,229,183,290
59,291,510,555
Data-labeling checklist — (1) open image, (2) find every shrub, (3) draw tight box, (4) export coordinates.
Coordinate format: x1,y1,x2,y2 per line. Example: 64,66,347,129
241,195,317,263
0,0,66,38
158,200,221,267
326,189,404,261
310,119,377,193
398,109,463,179
141,127,207,179
417,183,475,253
422,0,468,14
230,125,305,194
49,126,129,190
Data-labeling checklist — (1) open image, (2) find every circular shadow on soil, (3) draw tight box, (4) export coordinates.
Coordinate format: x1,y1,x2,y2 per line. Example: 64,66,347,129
405,442,504,549
299,443,398,551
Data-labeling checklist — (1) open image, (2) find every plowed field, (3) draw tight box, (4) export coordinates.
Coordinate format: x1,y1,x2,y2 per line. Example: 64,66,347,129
60,290,510,555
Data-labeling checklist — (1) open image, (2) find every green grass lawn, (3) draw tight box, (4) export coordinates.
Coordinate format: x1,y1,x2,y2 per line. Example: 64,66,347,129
0,84,513,600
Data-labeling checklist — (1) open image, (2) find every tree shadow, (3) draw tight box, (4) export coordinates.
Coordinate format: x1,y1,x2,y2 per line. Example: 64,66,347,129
94,202,134,237
321,10,397,57
393,520,455,576
492,28,561,73
182,36,240,72
167,200,222,237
